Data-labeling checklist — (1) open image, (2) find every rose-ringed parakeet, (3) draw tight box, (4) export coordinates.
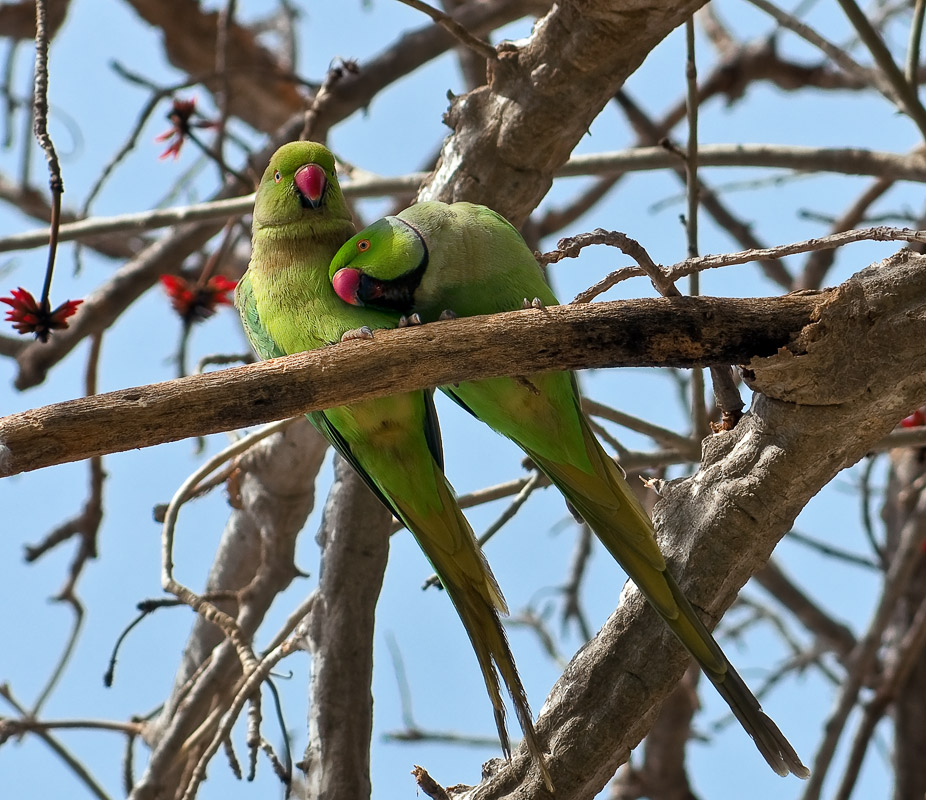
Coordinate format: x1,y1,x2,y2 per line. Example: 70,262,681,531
236,149,551,790
328,200,809,779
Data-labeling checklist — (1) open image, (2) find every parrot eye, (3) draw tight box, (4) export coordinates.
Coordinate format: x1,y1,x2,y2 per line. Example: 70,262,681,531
273,170,282,183
356,239,371,252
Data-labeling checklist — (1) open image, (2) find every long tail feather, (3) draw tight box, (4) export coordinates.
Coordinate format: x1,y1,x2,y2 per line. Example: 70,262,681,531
393,468,554,791
527,417,809,779
661,570,809,778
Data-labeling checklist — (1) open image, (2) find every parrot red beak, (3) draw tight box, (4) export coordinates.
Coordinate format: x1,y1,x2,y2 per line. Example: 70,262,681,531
332,268,363,305
294,163,327,209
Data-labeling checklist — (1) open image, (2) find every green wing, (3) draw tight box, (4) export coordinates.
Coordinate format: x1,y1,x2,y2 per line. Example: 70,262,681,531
235,271,286,361
236,270,415,512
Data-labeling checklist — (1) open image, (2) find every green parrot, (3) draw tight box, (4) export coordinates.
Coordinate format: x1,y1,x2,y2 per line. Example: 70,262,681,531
328,200,810,779
236,147,551,790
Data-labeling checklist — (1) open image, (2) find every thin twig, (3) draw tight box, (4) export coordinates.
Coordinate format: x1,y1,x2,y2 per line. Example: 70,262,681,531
858,456,887,568
396,0,498,62
179,637,299,800
560,225,926,303
801,491,926,800
1,716,145,737
831,589,926,800
0,685,114,800
540,228,679,296
616,90,793,289
834,0,926,141
786,529,881,571
907,0,926,86
213,0,237,185
82,69,201,214
582,398,698,457
745,0,883,93
161,418,294,583
262,678,292,788
31,0,63,315
386,632,419,731
683,18,713,437
798,176,895,290
684,17,699,265
560,524,594,641
508,609,568,667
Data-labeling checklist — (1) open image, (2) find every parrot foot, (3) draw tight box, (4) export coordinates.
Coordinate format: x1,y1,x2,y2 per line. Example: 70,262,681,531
438,309,458,321
340,326,374,342
398,313,423,328
521,297,545,310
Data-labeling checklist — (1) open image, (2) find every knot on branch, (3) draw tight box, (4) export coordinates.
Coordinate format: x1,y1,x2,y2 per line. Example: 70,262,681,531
745,249,926,407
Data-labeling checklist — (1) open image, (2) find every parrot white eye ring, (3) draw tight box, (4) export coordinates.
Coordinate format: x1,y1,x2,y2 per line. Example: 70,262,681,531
273,170,282,183
357,239,371,252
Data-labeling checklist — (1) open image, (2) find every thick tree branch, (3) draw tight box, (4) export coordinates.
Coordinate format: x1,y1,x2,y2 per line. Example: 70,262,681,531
466,252,926,799
125,0,545,134
302,459,392,799
419,0,710,222
0,293,821,477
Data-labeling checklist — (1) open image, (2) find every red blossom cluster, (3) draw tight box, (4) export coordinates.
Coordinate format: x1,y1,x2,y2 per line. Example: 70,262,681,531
1,286,82,342
160,274,237,324
155,97,217,160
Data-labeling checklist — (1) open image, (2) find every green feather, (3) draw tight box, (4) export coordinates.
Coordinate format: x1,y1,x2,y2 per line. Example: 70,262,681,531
329,200,810,780
238,147,552,790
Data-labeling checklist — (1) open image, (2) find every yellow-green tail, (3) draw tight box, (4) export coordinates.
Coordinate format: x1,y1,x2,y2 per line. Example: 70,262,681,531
526,417,809,779
393,470,554,791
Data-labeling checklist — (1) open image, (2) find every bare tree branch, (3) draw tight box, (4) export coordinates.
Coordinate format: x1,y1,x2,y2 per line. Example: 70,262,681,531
0,292,822,477
301,459,392,798
474,249,926,798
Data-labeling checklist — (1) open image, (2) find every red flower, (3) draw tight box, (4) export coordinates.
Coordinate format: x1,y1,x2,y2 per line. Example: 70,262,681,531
160,274,237,324
901,408,926,428
1,287,82,342
155,97,217,160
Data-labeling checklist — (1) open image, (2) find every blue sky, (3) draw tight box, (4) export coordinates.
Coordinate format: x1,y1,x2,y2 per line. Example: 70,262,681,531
0,1,913,798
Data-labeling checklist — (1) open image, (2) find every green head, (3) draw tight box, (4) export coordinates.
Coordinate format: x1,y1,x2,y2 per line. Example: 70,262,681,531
253,141,349,231
329,216,427,313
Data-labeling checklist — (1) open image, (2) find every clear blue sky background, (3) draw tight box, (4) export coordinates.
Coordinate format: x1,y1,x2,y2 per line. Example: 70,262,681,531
0,1,912,798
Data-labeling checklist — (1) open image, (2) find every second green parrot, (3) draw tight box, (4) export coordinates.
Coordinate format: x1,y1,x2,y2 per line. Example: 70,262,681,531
328,200,809,779
236,148,550,789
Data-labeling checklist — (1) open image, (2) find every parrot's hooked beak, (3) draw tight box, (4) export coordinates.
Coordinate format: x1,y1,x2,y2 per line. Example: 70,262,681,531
294,163,327,209
332,268,364,305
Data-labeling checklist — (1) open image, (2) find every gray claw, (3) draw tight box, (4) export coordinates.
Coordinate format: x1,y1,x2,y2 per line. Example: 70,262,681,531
340,325,374,342
523,297,545,310
399,313,423,328
438,309,458,321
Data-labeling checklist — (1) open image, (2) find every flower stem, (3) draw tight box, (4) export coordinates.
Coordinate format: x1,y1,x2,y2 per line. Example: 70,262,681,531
32,0,64,310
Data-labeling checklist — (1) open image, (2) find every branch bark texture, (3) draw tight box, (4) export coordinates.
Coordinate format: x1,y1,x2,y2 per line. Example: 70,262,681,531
420,0,709,222
0,293,821,477
467,250,926,798
303,458,392,800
